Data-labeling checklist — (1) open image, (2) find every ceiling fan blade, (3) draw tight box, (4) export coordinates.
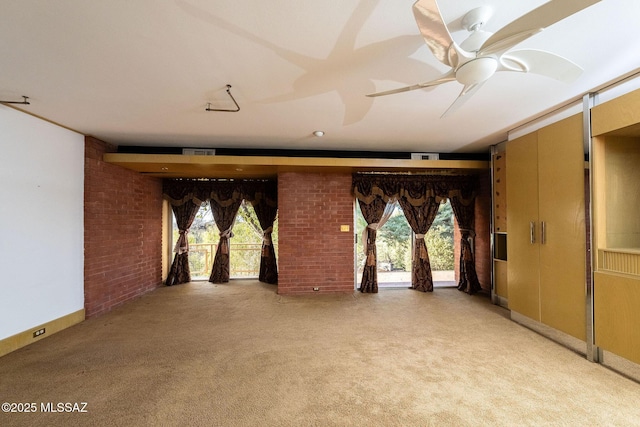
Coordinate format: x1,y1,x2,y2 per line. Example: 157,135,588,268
412,0,461,68
366,71,455,97
441,82,485,118
500,49,583,83
480,0,601,56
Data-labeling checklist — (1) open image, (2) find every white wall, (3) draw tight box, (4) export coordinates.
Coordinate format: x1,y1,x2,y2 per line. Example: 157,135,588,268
508,75,640,146
0,105,84,340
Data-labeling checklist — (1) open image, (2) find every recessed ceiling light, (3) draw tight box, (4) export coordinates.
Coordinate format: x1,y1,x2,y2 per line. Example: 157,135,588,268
313,130,324,137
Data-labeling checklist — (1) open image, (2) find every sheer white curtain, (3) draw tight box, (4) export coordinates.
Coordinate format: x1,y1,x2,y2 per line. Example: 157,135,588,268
361,198,397,260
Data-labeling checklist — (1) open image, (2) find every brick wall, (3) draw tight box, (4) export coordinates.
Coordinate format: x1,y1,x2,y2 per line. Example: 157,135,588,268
454,217,460,282
277,173,354,294
474,171,492,292
84,137,163,317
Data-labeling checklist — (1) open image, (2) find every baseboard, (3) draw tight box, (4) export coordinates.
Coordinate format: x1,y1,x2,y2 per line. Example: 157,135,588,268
510,312,640,383
493,294,508,309
601,350,640,384
0,309,85,358
510,311,587,357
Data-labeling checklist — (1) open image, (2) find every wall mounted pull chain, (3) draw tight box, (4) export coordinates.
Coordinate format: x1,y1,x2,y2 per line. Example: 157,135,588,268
206,85,240,112
0,95,30,105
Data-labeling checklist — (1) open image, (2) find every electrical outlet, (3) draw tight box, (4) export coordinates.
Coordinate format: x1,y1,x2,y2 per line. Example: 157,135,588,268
313,287,319,291
32,328,46,338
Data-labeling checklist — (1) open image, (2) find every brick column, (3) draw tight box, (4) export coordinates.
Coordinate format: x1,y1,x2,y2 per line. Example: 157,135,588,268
277,172,354,294
474,171,492,292
84,137,164,317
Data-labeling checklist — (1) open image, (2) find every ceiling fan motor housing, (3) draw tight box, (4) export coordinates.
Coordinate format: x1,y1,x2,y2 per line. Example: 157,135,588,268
461,6,493,32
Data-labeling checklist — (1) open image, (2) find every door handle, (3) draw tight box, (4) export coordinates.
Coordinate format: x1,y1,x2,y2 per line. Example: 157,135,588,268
541,221,546,245
530,221,536,244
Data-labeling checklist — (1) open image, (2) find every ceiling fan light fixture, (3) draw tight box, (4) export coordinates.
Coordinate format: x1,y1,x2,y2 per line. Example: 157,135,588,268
456,57,498,85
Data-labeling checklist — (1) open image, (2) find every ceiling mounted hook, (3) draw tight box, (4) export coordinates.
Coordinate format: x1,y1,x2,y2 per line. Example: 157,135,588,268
0,95,30,105
206,85,240,112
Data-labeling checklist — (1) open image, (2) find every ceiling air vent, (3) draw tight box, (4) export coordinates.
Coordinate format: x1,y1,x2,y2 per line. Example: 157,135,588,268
411,152,439,160
182,148,216,156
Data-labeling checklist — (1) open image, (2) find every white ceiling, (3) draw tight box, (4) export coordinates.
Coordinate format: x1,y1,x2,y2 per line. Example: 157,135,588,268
1,0,639,154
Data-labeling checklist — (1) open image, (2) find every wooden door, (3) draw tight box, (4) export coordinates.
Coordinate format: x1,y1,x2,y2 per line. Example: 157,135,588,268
506,132,541,321
537,114,586,340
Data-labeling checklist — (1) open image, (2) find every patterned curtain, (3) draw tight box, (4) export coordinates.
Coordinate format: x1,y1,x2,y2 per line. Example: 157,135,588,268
164,179,278,285
398,194,441,292
450,188,481,294
353,173,482,294
357,196,393,293
163,181,208,286
208,183,243,283
247,181,279,284
165,200,201,285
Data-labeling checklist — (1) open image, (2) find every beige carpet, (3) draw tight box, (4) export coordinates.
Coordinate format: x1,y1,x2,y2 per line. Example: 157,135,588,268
1,281,639,426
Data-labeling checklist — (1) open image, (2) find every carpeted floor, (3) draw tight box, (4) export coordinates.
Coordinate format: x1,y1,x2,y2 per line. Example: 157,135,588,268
1,281,639,426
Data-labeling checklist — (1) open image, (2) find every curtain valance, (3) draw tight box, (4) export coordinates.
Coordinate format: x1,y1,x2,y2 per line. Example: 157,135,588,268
162,179,277,207
352,174,477,206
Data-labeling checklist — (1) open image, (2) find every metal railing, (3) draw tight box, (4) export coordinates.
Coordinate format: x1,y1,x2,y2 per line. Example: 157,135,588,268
188,243,217,278
188,242,277,279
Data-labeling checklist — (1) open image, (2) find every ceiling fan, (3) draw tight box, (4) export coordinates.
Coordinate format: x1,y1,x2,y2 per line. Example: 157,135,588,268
367,0,601,117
